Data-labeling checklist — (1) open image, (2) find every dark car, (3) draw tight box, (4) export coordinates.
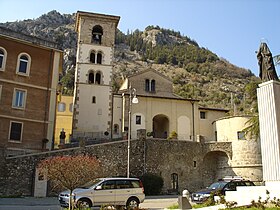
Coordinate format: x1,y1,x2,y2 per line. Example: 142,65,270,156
191,176,255,203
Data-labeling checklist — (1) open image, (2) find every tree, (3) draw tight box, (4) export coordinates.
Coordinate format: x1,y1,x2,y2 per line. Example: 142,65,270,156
38,155,101,210
273,54,280,66
243,81,261,139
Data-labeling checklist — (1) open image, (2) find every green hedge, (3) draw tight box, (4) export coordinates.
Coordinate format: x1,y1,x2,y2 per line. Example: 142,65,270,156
141,173,164,195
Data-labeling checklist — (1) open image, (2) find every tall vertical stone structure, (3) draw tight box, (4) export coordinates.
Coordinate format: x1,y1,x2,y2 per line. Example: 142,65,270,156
73,11,120,139
257,80,280,183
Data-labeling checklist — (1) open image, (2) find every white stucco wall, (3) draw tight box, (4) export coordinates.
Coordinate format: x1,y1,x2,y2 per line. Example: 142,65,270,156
214,116,252,142
75,84,110,134
199,109,227,142
128,96,199,140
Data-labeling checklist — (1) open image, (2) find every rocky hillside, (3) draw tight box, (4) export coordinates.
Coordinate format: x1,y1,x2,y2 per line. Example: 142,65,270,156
0,10,260,113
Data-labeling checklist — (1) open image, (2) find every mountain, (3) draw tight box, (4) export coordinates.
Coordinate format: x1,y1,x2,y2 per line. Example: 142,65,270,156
0,10,260,114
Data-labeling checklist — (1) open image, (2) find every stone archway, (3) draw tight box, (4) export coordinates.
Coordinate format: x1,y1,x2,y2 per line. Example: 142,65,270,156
202,151,234,187
153,114,169,138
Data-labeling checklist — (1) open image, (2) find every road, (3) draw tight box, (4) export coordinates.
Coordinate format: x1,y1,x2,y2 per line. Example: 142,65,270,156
0,195,178,210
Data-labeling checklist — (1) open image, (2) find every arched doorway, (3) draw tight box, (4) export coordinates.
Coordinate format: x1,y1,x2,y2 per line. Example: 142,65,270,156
153,114,169,138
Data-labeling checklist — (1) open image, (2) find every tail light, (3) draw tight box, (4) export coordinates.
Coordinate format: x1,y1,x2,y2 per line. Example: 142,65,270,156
139,180,144,194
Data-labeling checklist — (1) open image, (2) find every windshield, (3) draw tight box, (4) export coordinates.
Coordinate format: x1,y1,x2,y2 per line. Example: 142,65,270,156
79,179,102,189
208,182,227,190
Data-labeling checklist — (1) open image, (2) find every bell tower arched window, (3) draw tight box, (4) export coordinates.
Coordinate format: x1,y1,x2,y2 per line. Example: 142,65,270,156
92,25,103,45
88,72,95,84
96,72,101,84
97,52,102,64
90,51,96,63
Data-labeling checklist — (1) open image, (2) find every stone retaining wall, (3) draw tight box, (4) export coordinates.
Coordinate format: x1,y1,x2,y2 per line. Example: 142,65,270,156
0,139,262,196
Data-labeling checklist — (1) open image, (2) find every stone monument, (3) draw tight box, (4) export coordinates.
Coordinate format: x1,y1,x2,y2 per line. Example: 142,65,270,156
224,43,280,205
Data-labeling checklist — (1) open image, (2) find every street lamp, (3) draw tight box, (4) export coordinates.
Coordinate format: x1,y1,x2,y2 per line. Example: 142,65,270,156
127,85,138,178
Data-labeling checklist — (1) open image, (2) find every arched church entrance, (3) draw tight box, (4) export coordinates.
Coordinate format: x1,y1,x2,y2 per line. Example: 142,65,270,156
153,114,169,139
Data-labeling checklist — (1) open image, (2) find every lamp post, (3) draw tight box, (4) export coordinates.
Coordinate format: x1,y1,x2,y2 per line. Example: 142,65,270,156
127,85,138,178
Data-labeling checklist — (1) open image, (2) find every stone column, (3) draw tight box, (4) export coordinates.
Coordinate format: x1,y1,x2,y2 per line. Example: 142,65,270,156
257,80,280,182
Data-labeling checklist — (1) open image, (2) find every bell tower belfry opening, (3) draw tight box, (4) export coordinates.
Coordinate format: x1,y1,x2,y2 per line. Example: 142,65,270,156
72,11,120,140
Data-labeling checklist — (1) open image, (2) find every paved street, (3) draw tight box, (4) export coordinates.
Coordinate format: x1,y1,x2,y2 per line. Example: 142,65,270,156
0,195,178,210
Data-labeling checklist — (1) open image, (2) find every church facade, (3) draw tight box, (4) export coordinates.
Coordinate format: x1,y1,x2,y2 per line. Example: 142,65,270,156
72,11,228,143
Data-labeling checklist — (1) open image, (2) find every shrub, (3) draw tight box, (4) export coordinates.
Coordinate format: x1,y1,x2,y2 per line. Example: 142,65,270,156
168,131,178,140
141,173,164,195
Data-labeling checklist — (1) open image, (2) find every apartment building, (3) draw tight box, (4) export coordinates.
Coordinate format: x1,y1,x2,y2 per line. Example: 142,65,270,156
0,27,63,155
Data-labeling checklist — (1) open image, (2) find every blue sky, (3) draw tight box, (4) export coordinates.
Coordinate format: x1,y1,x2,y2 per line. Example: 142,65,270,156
0,0,279,76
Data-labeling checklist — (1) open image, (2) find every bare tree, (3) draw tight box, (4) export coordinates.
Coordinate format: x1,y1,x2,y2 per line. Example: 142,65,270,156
38,155,101,210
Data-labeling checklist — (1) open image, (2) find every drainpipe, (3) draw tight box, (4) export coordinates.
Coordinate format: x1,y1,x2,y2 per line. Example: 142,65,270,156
191,100,195,141
43,49,54,150
110,92,114,140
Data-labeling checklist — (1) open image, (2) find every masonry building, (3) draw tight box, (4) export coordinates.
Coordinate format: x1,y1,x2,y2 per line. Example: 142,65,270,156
0,27,63,155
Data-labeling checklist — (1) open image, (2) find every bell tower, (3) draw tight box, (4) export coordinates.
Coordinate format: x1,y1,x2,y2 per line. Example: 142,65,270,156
73,11,120,139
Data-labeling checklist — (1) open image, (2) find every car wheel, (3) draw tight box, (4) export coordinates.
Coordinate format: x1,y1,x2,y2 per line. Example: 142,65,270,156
77,198,92,209
126,197,139,209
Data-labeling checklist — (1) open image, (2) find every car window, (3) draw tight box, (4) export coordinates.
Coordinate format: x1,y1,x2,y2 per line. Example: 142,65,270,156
131,180,140,188
225,182,236,190
209,182,227,189
80,179,102,189
101,180,115,190
244,181,254,186
116,180,132,189
236,182,246,186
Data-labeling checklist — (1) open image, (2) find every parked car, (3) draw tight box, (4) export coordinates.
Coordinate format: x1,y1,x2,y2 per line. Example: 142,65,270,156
59,177,145,209
191,176,255,203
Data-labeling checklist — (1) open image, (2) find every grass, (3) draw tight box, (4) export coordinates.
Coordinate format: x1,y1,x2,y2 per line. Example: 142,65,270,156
226,207,280,210
167,204,280,209
168,204,179,209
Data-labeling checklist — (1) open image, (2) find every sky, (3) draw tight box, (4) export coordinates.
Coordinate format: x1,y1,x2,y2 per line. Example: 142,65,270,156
0,0,280,76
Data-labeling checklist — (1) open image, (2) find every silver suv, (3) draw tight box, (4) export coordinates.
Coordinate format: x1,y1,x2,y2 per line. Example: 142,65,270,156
59,177,145,209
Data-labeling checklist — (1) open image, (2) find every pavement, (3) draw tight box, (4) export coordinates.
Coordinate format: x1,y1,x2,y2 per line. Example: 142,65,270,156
0,196,226,210
0,195,179,209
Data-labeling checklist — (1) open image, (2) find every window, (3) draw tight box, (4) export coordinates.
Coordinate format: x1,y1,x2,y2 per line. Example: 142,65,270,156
92,25,103,44
171,173,178,190
90,51,95,63
200,111,206,119
0,47,7,71
12,89,26,109
57,102,66,112
237,131,246,140
115,180,132,189
96,72,101,84
92,96,96,103
0,49,4,69
101,180,115,190
145,79,156,92
97,52,102,64
151,80,156,92
193,161,197,168
16,53,31,75
136,115,141,125
9,121,23,142
89,71,102,85
88,72,95,84
145,79,150,91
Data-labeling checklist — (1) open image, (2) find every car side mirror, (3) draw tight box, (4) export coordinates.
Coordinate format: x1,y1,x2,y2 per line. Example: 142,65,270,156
95,185,102,190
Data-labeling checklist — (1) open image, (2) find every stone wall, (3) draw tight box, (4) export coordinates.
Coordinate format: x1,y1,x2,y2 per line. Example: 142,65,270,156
0,139,262,196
